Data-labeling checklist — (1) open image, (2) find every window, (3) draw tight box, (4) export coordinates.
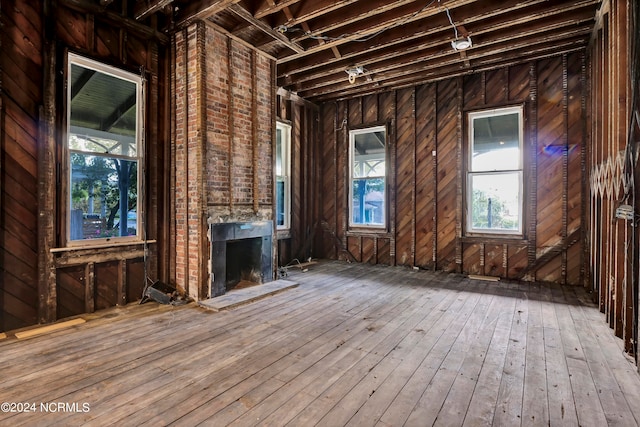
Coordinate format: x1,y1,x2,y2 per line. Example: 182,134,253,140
67,54,143,243
467,106,523,235
275,122,291,230
349,125,387,228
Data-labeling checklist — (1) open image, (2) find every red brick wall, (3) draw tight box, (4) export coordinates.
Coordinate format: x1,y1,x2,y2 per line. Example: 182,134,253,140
174,23,275,299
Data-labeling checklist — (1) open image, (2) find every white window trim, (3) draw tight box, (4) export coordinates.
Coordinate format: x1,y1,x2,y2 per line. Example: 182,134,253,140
66,53,144,246
466,106,524,236
276,121,291,231
348,125,387,229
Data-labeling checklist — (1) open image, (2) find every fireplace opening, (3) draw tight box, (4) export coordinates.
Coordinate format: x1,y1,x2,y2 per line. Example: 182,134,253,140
226,237,263,291
209,221,273,298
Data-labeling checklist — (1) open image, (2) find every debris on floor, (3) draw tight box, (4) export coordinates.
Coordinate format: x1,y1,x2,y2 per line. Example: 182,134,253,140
141,280,190,305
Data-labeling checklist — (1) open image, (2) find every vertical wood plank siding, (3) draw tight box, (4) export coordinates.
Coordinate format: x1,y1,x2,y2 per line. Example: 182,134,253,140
589,0,639,354
276,91,320,266
315,53,587,284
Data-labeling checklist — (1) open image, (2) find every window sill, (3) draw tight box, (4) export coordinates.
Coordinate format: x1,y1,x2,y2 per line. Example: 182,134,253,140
51,239,156,253
51,240,156,267
276,229,291,240
461,235,527,245
346,229,391,238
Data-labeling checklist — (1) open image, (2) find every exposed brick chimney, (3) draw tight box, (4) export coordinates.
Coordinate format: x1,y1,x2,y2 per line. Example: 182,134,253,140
174,22,275,300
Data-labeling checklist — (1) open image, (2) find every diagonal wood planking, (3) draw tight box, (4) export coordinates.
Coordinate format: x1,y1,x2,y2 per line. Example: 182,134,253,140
395,87,416,266
414,83,436,269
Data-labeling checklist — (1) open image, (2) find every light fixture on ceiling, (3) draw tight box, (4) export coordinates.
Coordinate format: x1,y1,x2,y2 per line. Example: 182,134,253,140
345,66,364,84
451,37,472,51
445,7,472,51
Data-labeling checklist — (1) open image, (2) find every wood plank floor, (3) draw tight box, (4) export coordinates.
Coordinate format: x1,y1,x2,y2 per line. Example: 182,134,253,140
1,260,639,426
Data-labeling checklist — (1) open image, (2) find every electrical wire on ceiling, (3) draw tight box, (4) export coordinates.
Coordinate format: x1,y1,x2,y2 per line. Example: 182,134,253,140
444,3,472,50
276,0,437,43
444,7,459,40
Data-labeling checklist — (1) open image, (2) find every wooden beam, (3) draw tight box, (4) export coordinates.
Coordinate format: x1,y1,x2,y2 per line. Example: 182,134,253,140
174,0,241,29
134,0,174,21
60,0,169,43
278,1,475,64
254,0,305,19
71,68,96,102
313,42,586,102
295,26,591,99
227,4,305,53
101,92,136,131
38,6,58,325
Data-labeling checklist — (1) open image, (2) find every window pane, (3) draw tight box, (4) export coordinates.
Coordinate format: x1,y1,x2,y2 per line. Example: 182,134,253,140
70,63,138,156
469,172,520,231
276,179,285,226
353,131,385,178
69,131,136,157
351,178,385,226
70,154,137,240
276,122,291,230
276,128,283,176
471,112,520,171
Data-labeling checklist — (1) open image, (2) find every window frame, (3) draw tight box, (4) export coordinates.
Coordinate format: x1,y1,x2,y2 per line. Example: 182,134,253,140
466,105,524,237
275,121,292,231
65,53,144,246
348,125,388,230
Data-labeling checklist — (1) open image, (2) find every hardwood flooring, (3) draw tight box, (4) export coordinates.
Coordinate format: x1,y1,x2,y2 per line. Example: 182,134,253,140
1,260,639,426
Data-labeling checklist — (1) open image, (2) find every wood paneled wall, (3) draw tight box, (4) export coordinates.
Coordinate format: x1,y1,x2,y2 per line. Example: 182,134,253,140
0,0,42,331
315,53,587,285
0,0,170,332
588,0,639,356
276,89,320,266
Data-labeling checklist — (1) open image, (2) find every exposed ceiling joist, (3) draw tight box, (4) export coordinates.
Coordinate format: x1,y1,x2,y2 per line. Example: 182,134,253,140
134,0,174,21
227,4,305,53
175,0,242,28
129,0,602,102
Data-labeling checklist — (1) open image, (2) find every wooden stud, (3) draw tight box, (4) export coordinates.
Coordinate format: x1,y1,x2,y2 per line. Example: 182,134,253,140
85,262,95,313
527,61,538,276
86,14,95,53
455,77,463,272
38,21,57,324
118,259,127,305
411,87,417,266
562,54,569,285
252,50,259,214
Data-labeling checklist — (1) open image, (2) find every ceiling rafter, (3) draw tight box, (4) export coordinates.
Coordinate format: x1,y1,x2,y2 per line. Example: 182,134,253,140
134,0,174,20
277,0,476,64
175,0,242,28
277,0,597,77
255,0,354,22
154,0,601,102
227,4,305,53
304,33,590,101
277,0,538,78
253,0,302,19
288,0,433,44
282,5,597,89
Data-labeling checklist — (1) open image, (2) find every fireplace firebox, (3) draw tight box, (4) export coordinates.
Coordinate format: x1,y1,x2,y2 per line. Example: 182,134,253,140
209,221,273,297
